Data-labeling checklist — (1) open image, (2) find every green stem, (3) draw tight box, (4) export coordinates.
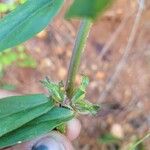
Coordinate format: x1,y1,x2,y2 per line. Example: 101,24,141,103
66,19,92,98
129,132,150,150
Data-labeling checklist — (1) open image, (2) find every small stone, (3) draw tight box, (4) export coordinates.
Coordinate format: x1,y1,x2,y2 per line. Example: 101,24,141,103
111,123,124,139
107,116,114,125
66,49,72,58
91,64,98,71
89,81,97,89
58,67,67,80
104,10,116,19
124,89,132,98
96,71,106,80
39,58,53,70
55,46,64,55
130,0,138,10
75,75,81,85
35,48,41,53
65,44,72,58
116,9,123,16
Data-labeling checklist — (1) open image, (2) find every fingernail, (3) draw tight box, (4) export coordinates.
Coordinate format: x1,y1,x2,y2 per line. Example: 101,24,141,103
31,137,65,150
30,132,74,150
32,145,48,150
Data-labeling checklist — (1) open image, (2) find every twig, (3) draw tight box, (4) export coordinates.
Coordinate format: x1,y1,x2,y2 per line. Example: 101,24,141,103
97,15,130,60
99,0,145,102
129,132,150,150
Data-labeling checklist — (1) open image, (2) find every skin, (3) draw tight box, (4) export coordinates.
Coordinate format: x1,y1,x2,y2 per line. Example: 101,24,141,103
0,90,81,150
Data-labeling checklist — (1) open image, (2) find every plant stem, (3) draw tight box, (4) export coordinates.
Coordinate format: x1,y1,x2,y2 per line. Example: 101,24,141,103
66,19,92,98
129,132,150,150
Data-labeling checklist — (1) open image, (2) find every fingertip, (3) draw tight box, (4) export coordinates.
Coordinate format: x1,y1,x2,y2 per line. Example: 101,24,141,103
32,131,73,150
66,119,81,141
9,132,74,150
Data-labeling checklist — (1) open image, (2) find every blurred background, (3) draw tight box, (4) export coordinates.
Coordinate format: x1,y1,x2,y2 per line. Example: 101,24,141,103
0,0,149,149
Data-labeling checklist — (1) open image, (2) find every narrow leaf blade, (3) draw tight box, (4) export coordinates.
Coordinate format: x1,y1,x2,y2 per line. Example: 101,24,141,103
0,0,64,51
0,94,50,118
65,0,113,20
0,100,54,137
41,78,63,102
75,100,100,115
0,107,74,148
28,107,74,124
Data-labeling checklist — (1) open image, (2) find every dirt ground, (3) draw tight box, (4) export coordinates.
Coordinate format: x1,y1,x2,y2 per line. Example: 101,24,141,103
1,0,150,149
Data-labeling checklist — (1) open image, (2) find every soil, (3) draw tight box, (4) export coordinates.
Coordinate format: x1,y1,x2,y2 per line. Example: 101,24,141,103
1,0,150,149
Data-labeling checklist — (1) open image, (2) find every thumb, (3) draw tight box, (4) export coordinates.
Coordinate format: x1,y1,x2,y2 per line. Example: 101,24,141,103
9,132,74,150
32,132,74,150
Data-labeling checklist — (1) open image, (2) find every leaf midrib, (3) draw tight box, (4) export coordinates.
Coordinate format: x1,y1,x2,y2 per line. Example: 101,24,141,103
0,0,55,44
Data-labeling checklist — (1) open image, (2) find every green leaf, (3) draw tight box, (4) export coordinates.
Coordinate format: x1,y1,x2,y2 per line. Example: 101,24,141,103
56,123,66,133
28,107,74,124
0,94,50,118
75,100,100,115
0,101,54,137
0,46,36,70
71,76,100,115
71,76,89,103
41,77,65,102
81,76,89,91
65,0,113,20
71,88,85,103
0,107,74,148
0,0,64,52
99,133,120,144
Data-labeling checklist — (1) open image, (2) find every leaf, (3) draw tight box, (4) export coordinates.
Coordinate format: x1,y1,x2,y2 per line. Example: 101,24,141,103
56,123,66,133
65,0,113,20
27,107,74,125
0,101,54,137
99,133,120,144
0,107,74,148
71,88,85,103
75,100,100,115
71,76,89,103
0,0,64,52
81,76,89,91
71,76,100,115
0,94,50,118
41,77,65,102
